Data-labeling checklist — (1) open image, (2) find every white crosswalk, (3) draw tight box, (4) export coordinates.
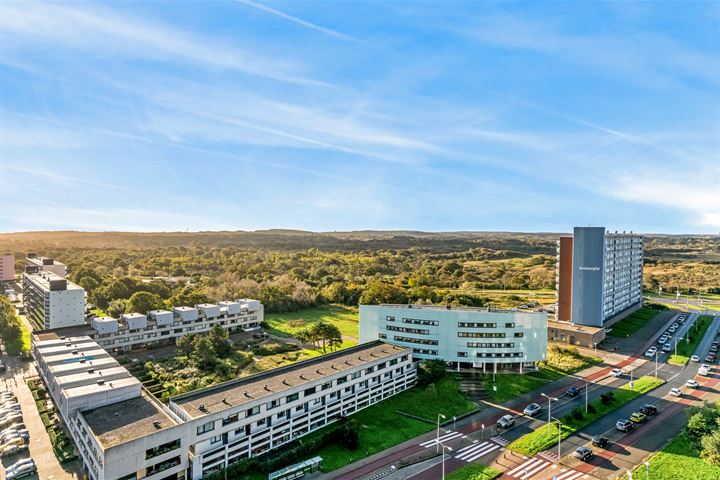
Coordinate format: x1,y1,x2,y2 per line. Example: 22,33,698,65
419,431,464,447
553,469,586,480
506,457,587,480
454,441,501,462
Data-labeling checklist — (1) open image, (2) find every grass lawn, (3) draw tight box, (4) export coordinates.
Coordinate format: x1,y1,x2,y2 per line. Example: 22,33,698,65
314,376,476,471
265,305,359,342
484,346,601,403
607,308,660,337
445,464,502,480
668,316,713,366
627,431,720,480
4,320,31,355
509,376,664,456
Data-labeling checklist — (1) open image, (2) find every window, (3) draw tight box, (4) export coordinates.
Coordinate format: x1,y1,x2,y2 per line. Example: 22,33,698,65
457,351,468,357
389,358,398,365
196,421,214,435
304,386,317,396
458,332,506,338
393,335,438,346
412,348,438,355
351,371,361,379
457,322,496,328
377,362,386,370
222,413,239,426
337,376,347,385
378,333,387,339
402,318,439,326
401,355,409,361
365,367,374,374
246,406,260,417
387,325,429,335
210,434,222,445
286,393,300,403
266,399,280,410
322,381,333,390
514,332,524,338
505,323,515,328
386,316,396,322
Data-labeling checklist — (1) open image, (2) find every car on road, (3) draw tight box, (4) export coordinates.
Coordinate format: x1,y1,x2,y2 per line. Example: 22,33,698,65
0,443,28,458
691,355,700,362
639,404,658,416
670,387,682,397
496,414,515,428
5,460,36,480
592,436,609,448
630,412,647,423
699,365,711,376
610,368,623,377
523,403,542,417
685,379,700,389
566,386,581,397
616,419,634,432
645,347,657,358
574,446,593,461
663,343,672,353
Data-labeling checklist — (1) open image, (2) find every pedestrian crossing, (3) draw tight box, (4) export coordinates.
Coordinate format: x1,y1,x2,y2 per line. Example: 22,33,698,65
491,435,509,446
506,457,587,480
419,431,464,447
454,441,501,462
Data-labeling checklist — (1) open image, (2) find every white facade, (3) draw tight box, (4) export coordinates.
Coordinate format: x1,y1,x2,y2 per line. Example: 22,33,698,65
26,254,67,276
23,271,85,329
360,304,548,369
603,233,644,321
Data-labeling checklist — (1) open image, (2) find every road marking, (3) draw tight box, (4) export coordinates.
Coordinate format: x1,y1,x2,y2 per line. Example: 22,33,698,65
508,457,547,478
455,441,500,462
555,470,585,480
419,431,463,447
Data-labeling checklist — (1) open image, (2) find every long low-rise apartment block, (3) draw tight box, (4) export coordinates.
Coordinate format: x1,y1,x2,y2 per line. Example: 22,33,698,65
360,304,548,371
32,331,414,480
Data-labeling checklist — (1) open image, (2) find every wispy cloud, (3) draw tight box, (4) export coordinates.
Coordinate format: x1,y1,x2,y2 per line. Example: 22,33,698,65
236,0,359,42
1,164,128,191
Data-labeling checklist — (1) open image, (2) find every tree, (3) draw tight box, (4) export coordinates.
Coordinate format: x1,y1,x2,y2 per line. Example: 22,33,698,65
416,359,447,386
125,292,164,314
208,324,231,356
359,281,408,305
313,321,343,353
0,296,24,355
701,430,720,466
106,299,127,318
77,276,100,293
170,285,209,307
190,336,217,370
176,333,195,355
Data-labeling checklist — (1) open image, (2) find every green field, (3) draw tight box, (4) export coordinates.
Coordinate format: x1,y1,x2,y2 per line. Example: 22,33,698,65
509,376,664,456
626,432,720,480
668,316,713,366
445,464,501,480
264,305,360,343
314,376,476,471
484,347,601,403
607,308,661,337
4,319,31,355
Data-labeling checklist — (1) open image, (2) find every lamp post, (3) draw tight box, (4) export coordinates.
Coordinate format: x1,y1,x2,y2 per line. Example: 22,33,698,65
654,351,659,378
440,442,453,480
585,379,593,413
644,461,650,480
551,417,562,463
541,393,558,433
436,413,446,453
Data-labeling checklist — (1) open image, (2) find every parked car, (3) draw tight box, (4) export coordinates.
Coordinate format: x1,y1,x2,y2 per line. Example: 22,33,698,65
699,365,711,376
496,414,515,428
523,403,542,417
706,354,716,363
645,347,657,358
610,368,623,377
639,404,658,416
592,436,609,448
663,343,672,353
616,419,634,432
574,446,593,461
0,443,27,458
5,460,36,480
566,386,581,397
685,379,700,389
0,360,6,372
670,387,682,397
691,355,700,363
658,335,669,345
0,414,22,429
0,429,28,444
630,412,647,423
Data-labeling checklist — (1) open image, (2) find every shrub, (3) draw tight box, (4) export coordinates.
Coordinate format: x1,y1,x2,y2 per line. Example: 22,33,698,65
571,408,584,421
587,403,597,414
417,359,447,386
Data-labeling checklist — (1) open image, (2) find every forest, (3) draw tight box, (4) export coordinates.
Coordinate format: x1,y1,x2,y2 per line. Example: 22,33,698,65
1,230,717,314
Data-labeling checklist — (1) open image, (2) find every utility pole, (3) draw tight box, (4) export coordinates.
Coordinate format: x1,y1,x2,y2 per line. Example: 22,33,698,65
436,413,446,453
541,393,557,433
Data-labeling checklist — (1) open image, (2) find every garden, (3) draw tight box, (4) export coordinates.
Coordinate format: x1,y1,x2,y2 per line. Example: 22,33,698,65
27,378,77,463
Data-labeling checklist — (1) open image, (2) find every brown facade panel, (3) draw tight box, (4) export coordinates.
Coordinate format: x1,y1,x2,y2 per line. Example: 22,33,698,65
557,236,573,321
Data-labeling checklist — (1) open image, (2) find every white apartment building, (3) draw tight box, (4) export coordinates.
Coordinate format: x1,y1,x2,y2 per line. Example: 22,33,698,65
26,252,67,276
360,304,547,371
23,269,85,329
32,331,414,480
44,299,263,353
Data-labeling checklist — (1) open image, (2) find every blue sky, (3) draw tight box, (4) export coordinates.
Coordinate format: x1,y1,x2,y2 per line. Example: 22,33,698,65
1,1,718,234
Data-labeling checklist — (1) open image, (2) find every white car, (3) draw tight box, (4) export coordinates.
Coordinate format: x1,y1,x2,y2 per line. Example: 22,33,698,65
645,347,657,358
685,380,700,389
658,335,669,345
496,414,515,428
5,461,36,480
663,343,672,352
523,403,542,417
670,387,682,397
691,355,700,362
610,368,623,377
699,366,710,376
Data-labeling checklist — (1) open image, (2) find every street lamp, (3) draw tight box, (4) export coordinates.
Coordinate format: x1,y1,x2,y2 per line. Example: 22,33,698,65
436,414,446,453
541,393,558,433
654,351,659,378
551,417,562,463
644,461,650,480
585,379,593,414
440,442,453,480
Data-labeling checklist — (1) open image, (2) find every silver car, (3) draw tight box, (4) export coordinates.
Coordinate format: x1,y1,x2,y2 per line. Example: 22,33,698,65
5,461,36,480
523,403,542,417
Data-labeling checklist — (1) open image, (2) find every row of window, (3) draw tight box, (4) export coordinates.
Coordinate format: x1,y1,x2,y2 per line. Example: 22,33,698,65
386,325,429,335
458,332,506,338
394,335,438,346
466,342,515,348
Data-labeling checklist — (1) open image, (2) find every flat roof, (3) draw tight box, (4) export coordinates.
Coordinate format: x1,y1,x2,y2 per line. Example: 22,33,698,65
373,304,545,314
50,358,121,377
81,392,178,449
43,348,110,366
548,320,605,334
56,367,132,388
64,376,140,399
33,328,95,342
23,271,82,291
172,341,409,419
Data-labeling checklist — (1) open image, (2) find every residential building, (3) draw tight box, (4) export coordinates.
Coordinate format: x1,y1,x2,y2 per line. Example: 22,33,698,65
0,254,14,281
23,269,85,329
556,227,643,327
359,304,547,371
32,330,414,480
26,252,67,276
41,299,263,352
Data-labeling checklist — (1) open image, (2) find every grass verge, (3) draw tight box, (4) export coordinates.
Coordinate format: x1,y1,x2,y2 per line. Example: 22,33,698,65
668,316,713,366
445,464,502,480
26,379,77,463
264,305,359,343
607,308,660,337
508,376,664,456
314,376,475,471
626,431,720,480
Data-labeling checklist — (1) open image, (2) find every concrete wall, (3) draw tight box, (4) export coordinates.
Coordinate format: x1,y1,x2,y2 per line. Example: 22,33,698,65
571,227,606,327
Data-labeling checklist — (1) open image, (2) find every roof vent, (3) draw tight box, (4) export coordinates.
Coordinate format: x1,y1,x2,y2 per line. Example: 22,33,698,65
65,343,72,347
244,391,251,398
112,413,120,418
282,379,289,386
79,359,87,364
72,350,79,355
264,385,271,391
316,369,322,374
153,421,162,429
97,380,105,386
199,404,206,412
87,369,95,374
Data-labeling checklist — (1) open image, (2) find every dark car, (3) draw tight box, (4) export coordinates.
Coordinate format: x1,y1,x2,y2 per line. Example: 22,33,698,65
639,404,658,416
592,436,609,448
566,386,581,397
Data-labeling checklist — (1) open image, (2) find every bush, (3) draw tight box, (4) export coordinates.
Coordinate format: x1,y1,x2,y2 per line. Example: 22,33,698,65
600,392,615,405
571,408,584,421
587,403,597,415
417,359,447,386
